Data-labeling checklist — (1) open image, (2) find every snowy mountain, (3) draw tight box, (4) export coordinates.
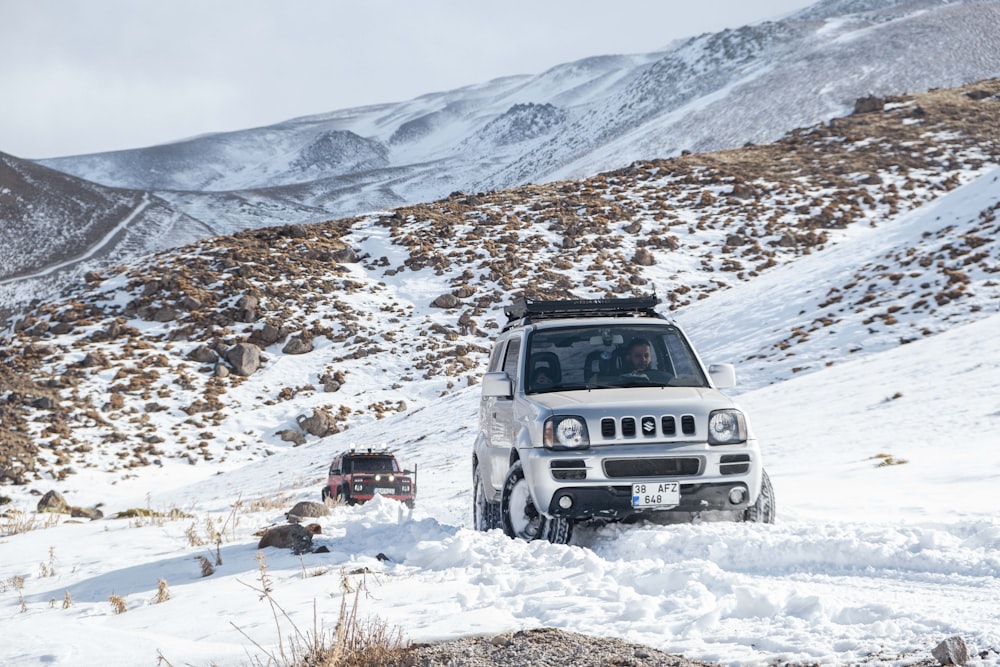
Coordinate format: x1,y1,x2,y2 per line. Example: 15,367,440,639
3,0,991,318
0,153,210,319
1,77,999,666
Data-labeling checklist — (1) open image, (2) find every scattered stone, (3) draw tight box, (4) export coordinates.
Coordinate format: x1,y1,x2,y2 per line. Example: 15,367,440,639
431,293,461,309
633,248,655,266
235,294,260,323
249,322,283,346
297,409,335,437
286,501,329,519
69,506,104,520
226,343,262,376
282,335,314,355
187,344,218,364
933,636,970,666
276,429,306,446
257,522,322,554
37,490,68,513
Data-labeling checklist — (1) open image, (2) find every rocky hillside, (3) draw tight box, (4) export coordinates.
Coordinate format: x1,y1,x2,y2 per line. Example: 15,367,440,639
28,1,1000,255
1,78,998,495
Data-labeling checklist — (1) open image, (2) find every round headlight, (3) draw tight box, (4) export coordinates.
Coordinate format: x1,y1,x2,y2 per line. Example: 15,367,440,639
544,416,589,449
708,409,747,445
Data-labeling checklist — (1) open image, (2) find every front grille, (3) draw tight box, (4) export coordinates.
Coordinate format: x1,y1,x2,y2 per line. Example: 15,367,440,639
597,414,699,439
604,457,701,478
681,415,696,435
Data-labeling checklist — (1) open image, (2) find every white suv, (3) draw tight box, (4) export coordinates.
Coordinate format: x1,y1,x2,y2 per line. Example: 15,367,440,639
472,296,774,543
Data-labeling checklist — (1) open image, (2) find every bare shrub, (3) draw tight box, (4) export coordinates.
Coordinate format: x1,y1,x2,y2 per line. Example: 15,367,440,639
155,578,170,603
233,554,407,667
196,555,215,577
109,594,127,614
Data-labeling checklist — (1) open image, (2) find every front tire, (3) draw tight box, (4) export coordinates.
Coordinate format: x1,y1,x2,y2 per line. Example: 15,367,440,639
500,461,572,544
744,469,776,523
473,465,502,531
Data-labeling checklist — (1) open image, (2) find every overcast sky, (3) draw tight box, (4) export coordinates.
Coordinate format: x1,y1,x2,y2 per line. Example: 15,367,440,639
1,0,816,159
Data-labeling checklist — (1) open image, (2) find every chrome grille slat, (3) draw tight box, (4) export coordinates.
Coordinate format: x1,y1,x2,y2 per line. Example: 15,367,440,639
598,414,698,439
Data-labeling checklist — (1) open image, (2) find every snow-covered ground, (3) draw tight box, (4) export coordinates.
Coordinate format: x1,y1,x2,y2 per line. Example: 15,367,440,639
2,172,1000,666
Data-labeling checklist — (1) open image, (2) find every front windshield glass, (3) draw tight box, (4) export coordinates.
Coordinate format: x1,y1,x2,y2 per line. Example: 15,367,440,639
524,323,708,393
348,457,398,473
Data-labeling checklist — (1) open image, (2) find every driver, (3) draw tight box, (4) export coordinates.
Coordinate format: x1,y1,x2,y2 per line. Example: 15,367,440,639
623,337,654,376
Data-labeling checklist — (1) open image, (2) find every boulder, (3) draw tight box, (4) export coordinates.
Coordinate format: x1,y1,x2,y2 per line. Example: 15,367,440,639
276,429,306,446
282,336,314,355
286,501,329,519
226,343,261,376
187,345,218,364
37,490,68,513
257,523,321,554
297,409,335,437
431,294,461,309
249,323,283,347
633,248,655,266
932,636,969,666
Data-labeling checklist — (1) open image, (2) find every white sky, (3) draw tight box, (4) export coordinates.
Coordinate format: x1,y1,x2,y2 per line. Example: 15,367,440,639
0,0,816,159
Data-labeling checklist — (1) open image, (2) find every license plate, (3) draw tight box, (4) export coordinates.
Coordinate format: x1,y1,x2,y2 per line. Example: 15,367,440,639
374,487,396,495
632,482,680,508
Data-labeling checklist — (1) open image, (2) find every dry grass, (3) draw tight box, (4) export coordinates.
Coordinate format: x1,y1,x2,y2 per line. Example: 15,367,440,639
870,453,909,467
155,578,170,603
109,594,127,614
196,555,215,577
1,508,61,537
232,553,408,667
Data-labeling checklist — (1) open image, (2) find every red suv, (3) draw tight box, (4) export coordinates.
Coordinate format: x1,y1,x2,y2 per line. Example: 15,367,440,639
322,447,416,507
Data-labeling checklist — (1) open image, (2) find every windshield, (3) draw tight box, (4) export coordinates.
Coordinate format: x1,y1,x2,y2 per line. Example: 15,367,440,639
524,323,708,393
347,457,398,473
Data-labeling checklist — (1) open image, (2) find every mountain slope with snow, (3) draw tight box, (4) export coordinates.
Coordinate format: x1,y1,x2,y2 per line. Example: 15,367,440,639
1,76,999,666
37,0,1000,224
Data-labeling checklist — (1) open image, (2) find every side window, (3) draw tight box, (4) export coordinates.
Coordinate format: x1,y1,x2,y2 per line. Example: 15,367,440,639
330,459,341,475
502,338,521,385
488,340,506,372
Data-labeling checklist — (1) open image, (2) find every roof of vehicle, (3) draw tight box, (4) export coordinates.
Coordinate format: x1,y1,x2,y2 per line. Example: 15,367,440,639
337,447,398,458
501,295,667,332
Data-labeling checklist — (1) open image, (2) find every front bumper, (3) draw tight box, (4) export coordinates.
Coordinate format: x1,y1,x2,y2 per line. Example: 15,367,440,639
545,481,748,519
520,442,759,520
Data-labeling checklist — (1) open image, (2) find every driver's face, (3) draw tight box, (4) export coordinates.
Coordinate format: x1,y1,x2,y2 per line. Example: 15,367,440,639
626,344,651,371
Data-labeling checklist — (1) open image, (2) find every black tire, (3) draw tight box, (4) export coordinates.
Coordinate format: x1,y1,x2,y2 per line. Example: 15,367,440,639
473,465,502,531
744,469,776,523
321,485,331,502
500,461,572,544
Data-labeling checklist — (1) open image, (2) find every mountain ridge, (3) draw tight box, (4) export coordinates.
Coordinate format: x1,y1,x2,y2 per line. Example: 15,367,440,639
1,0,993,317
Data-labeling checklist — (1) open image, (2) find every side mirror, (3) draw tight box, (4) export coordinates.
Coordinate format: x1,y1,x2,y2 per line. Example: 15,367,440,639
481,371,514,398
708,363,736,389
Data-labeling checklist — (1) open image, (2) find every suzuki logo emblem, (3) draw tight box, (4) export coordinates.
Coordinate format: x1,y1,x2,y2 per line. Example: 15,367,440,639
642,417,655,434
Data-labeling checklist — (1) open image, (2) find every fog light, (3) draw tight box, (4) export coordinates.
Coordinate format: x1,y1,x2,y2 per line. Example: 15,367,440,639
728,487,747,504
558,495,573,509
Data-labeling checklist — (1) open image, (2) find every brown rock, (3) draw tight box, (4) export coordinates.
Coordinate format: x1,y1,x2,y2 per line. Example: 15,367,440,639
226,343,262,376
257,523,321,554
37,490,69,513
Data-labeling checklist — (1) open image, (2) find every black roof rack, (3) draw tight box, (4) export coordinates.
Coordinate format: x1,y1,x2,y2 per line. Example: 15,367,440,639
503,295,662,329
